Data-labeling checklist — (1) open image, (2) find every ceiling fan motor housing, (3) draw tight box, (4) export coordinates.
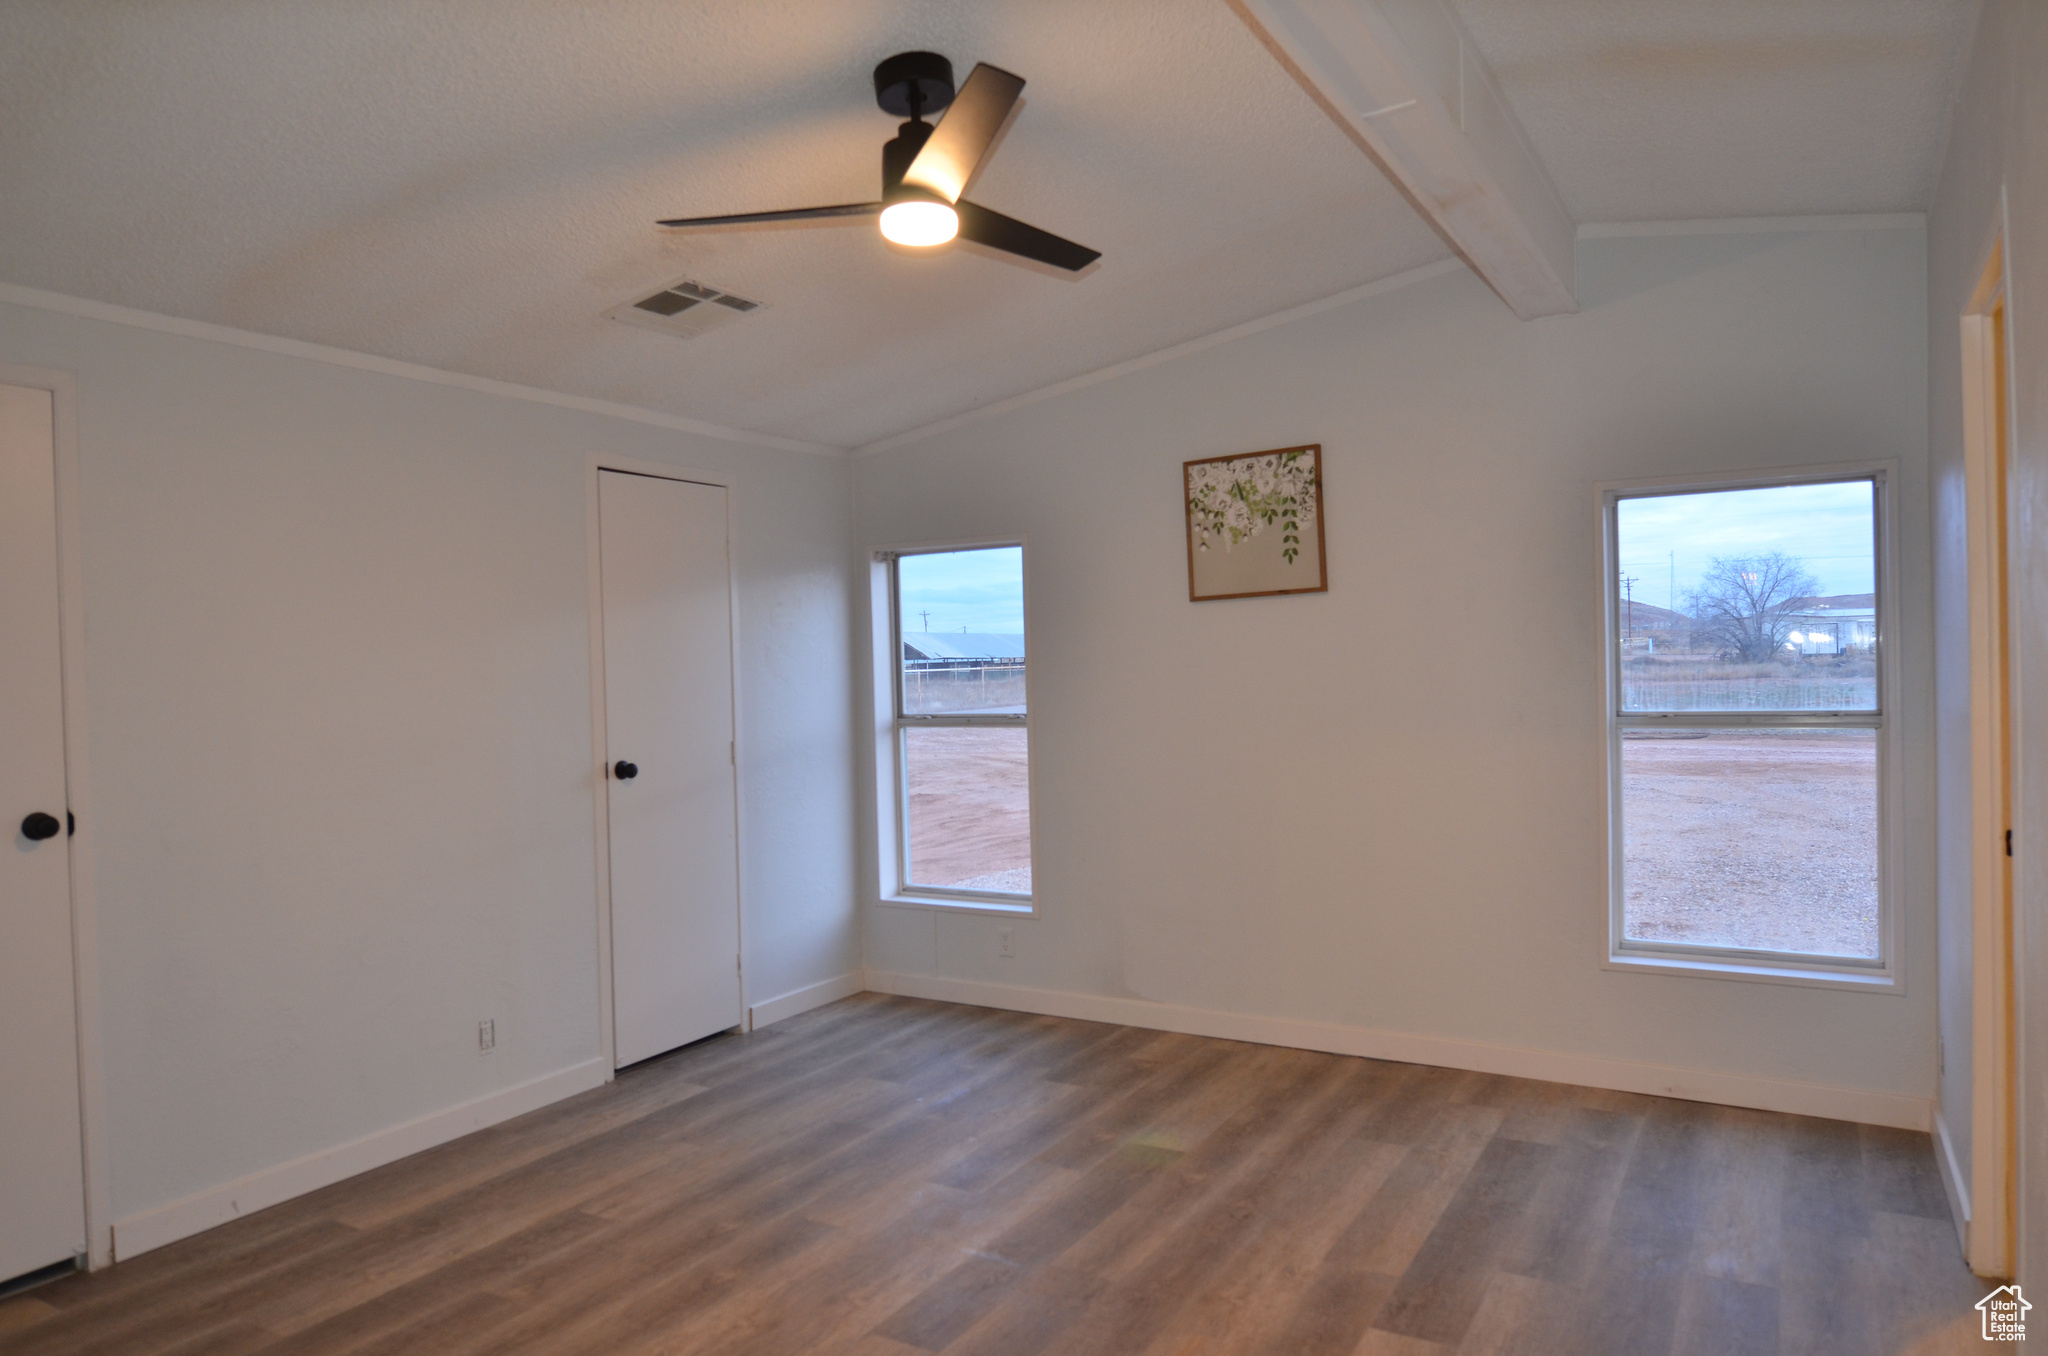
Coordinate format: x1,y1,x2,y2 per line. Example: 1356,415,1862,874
873,51,955,118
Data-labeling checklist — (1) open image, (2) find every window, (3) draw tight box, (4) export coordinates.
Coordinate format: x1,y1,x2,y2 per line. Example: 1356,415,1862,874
884,544,1031,905
1604,471,1894,983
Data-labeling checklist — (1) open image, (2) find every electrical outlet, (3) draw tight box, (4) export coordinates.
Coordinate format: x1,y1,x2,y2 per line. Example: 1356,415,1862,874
997,926,1014,958
478,1019,495,1053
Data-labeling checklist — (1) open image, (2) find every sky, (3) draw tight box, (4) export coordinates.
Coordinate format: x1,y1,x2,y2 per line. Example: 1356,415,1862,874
1615,480,1875,610
898,545,1025,635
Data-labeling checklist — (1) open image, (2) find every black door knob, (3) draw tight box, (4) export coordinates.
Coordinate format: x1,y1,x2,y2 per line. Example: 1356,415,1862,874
20,812,61,842
613,761,639,781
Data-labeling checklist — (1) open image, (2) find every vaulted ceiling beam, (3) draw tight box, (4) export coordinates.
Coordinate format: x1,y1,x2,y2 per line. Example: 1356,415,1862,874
1234,0,1578,319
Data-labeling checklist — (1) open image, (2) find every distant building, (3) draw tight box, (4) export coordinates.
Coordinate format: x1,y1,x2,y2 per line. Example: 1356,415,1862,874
902,633,1026,663
1783,595,1876,655
1783,607,1875,655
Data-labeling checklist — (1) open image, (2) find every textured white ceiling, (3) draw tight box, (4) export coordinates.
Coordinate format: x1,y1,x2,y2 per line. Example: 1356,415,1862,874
0,1,1449,447
1450,0,1978,223
0,2,1978,448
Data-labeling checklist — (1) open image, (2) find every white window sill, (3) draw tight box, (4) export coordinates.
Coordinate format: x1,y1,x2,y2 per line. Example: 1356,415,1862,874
878,893,1035,918
1605,949,1901,994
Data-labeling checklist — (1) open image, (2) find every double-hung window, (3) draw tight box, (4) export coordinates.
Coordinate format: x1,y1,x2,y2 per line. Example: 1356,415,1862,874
1603,469,1896,984
881,544,1032,907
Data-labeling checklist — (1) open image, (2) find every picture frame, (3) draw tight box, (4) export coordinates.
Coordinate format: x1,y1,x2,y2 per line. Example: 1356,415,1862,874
1184,444,1328,601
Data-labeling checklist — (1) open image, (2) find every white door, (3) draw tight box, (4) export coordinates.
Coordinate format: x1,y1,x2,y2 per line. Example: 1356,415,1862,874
0,383,86,1281
598,471,741,1067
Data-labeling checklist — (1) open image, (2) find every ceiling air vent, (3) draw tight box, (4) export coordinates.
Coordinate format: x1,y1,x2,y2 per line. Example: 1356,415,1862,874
604,277,765,339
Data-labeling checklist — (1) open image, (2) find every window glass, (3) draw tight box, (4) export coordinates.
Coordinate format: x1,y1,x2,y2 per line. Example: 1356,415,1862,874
1610,474,1887,973
903,726,1031,893
1615,482,1876,712
892,544,1030,900
1621,729,1878,959
897,546,1026,717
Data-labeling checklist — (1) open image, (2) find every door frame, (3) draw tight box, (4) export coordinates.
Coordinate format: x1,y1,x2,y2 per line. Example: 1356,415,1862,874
1959,224,2020,1278
0,363,110,1270
584,454,747,1073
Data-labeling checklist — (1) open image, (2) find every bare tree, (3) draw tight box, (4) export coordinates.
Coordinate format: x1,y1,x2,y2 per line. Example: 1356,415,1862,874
1686,553,1821,662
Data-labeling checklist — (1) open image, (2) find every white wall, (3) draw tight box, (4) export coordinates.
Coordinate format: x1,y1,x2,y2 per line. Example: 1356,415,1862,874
856,228,1935,1115
1927,0,2048,1285
0,296,859,1249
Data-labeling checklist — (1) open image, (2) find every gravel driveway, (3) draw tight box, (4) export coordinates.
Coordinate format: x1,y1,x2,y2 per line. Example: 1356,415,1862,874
1622,730,1878,958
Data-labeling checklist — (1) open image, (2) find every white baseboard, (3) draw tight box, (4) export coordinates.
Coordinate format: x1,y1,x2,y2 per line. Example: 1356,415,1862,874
749,971,866,1031
863,972,1933,1132
111,1057,609,1261
1934,1106,1973,1251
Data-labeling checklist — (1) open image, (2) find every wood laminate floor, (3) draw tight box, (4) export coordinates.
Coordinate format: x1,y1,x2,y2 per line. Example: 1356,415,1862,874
0,995,1991,1355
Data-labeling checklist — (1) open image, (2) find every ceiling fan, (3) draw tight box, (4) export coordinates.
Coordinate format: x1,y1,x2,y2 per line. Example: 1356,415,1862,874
657,51,1100,272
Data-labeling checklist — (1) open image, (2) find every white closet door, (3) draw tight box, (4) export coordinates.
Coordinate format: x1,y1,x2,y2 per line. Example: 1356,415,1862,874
0,383,86,1280
598,471,741,1067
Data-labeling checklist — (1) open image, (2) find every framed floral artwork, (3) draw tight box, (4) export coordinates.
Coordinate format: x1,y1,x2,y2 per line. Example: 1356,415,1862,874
1184,444,1327,601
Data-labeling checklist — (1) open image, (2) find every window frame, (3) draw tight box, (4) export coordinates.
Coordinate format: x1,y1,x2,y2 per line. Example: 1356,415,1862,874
870,538,1035,915
1597,462,1903,991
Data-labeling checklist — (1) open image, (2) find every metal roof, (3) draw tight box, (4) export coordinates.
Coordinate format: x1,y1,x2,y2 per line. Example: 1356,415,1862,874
902,633,1026,661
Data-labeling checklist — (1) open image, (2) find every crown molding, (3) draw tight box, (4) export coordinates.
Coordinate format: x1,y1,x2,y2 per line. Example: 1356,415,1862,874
1577,213,1925,239
0,282,845,458
855,257,1466,456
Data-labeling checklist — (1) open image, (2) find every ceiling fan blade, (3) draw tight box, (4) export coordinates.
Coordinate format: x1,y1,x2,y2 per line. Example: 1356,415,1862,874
902,63,1025,204
658,202,880,228
955,200,1100,272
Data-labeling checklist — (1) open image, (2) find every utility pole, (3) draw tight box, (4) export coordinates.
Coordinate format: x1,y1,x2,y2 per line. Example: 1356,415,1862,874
919,610,930,632
1620,572,1639,645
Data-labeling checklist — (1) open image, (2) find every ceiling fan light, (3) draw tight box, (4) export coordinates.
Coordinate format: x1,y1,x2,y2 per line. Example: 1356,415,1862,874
879,199,959,247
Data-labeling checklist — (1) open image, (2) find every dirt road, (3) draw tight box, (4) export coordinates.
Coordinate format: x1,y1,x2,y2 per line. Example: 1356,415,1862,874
903,727,1032,892
1622,730,1878,958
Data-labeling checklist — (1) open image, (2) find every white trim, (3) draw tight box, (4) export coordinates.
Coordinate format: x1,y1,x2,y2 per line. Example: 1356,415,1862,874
878,895,1034,919
868,540,1039,918
584,461,617,1074
0,282,843,459
1577,214,1926,239
746,972,866,1032
109,1057,607,1261
870,533,1035,558
1595,460,1905,992
1959,218,2017,1280
1937,1106,1974,1253
0,362,110,1270
853,260,1465,455
584,455,748,1071
863,972,1932,1131
866,559,903,908
1601,952,1896,992
2004,184,2036,1299
1595,456,1911,500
